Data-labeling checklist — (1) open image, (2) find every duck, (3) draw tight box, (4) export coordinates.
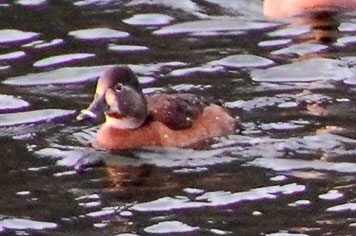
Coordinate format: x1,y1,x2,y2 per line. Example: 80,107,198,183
77,66,241,150
264,0,356,19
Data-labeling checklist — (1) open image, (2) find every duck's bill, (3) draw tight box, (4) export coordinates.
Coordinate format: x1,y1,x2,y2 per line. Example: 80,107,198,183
76,94,106,121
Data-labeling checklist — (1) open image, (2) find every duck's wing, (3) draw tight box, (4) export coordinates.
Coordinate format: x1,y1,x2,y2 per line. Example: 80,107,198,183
146,93,210,130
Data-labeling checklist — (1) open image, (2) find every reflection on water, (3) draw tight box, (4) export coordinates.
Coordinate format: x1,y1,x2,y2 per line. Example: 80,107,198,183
1,0,356,235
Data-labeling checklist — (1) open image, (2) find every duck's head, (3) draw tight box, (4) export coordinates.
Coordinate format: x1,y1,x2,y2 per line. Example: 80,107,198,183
77,66,148,129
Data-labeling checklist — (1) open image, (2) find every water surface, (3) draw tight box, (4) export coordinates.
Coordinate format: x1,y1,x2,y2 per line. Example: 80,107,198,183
1,0,356,235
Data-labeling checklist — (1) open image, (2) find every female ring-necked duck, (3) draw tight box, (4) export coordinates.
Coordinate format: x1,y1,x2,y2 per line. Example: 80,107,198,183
77,66,241,150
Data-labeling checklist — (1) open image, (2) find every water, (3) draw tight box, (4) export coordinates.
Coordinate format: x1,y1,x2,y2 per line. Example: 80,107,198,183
0,0,356,235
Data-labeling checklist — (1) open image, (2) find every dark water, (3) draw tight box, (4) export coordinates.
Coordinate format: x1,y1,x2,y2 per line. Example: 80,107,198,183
1,0,356,235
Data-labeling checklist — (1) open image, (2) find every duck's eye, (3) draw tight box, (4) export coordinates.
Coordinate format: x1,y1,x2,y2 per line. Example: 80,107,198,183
115,83,123,92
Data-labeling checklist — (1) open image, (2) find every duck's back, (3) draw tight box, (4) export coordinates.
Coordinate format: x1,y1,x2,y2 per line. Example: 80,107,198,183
146,93,210,130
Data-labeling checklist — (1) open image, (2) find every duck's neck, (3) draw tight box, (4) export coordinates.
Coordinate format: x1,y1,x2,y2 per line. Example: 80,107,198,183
104,114,147,130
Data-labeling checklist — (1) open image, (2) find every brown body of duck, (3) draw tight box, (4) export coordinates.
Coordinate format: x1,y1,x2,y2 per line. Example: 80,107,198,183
77,66,240,150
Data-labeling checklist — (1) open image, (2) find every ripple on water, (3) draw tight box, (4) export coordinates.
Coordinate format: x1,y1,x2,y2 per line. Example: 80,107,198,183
339,22,356,32
335,35,356,47
33,53,95,68
258,39,292,47
23,39,64,49
267,25,311,37
319,190,343,200
249,158,356,173
327,203,356,212
126,0,203,16
0,29,39,44
153,19,278,35
131,183,305,211
15,0,47,6
144,221,199,234
0,51,25,60
123,13,174,26
169,66,224,77
0,218,57,230
0,109,75,127
0,95,30,111
251,58,356,83
3,63,184,86
69,28,130,40
114,234,140,236
108,44,149,52
271,43,328,56
266,233,309,236
3,65,112,85
210,54,274,68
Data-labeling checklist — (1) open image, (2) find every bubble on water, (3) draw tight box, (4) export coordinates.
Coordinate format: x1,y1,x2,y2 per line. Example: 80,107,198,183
0,109,75,127
0,51,25,60
108,44,149,52
153,19,278,35
3,65,113,85
210,54,274,68
271,43,327,56
33,53,95,68
0,29,39,44
327,203,356,212
319,190,343,200
258,39,292,47
132,183,305,212
0,218,57,230
69,28,129,40
123,13,174,26
144,221,199,234
0,95,30,111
